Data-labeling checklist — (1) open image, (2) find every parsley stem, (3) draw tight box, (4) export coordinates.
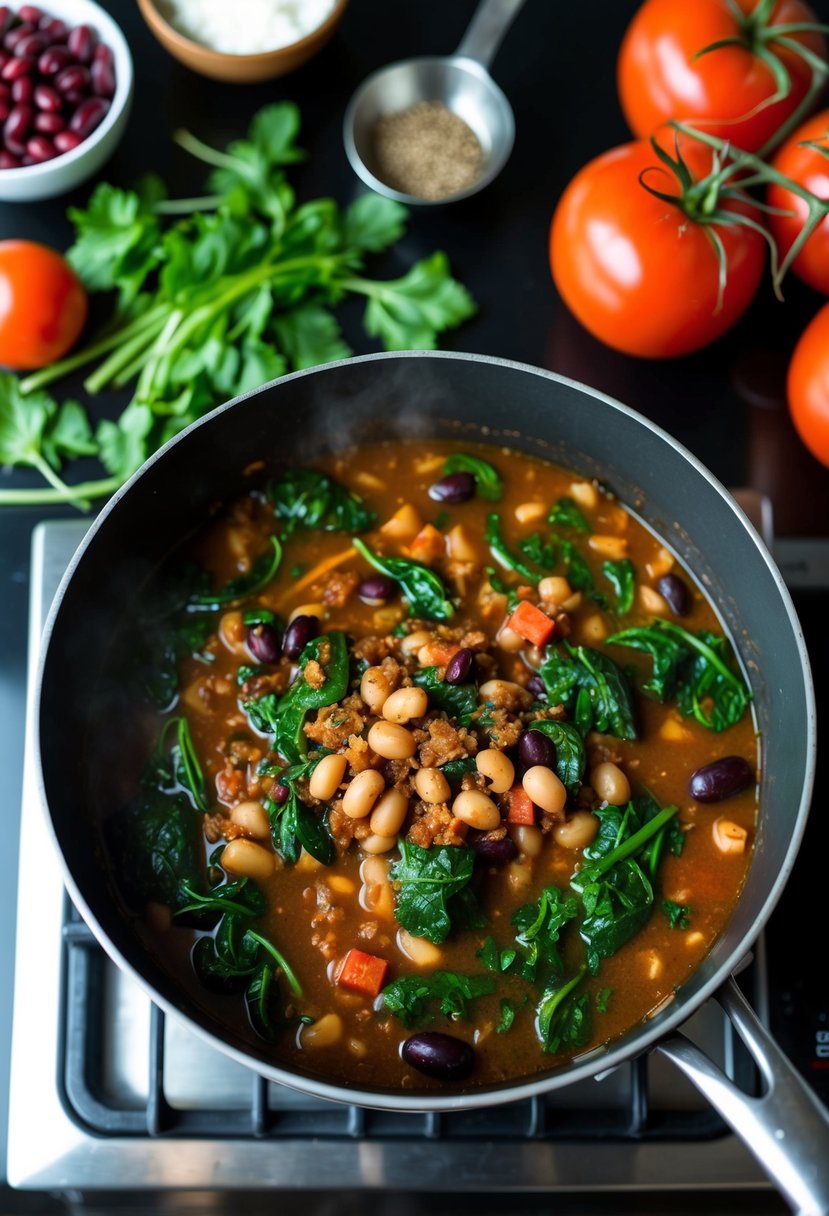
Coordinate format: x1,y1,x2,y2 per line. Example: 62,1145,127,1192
153,194,223,215
19,304,170,394
84,313,170,394
173,128,247,173
0,472,121,507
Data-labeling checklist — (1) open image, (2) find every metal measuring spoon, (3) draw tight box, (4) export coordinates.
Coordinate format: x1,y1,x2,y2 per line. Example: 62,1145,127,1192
343,0,526,205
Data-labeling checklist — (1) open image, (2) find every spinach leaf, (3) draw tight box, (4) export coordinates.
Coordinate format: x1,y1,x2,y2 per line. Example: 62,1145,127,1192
244,928,303,997
245,964,282,1040
176,877,265,920
414,666,477,725
662,899,691,929
518,532,557,572
539,642,637,741
477,936,518,974
512,885,580,981
596,987,612,1013
266,756,335,865
497,998,521,1033
548,496,592,534
192,935,251,993
526,719,586,790
112,789,204,912
443,452,503,501
244,631,349,764
440,755,478,787
558,539,600,598
143,715,209,812
536,967,591,1054
353,538,454,621
269,468,376,535
382,970,496,1027
189,536,282,608
602,558,636,614
606,619,750,731
485,512,544,583
389,842,476,944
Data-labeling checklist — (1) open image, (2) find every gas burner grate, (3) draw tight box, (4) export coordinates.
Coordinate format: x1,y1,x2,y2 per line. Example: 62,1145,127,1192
59,901,758,1144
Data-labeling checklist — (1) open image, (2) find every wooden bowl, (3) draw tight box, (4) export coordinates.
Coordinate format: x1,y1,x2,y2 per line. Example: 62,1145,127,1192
136,0,349,83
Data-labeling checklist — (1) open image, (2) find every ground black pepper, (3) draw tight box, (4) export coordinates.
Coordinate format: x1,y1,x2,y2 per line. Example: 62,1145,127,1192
370,100,484,201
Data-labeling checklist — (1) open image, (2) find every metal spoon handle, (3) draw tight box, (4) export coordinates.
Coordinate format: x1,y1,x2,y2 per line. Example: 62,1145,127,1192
455,0,526,69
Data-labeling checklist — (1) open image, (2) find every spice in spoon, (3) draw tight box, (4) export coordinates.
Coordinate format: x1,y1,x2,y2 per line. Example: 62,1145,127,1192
370,101,484,201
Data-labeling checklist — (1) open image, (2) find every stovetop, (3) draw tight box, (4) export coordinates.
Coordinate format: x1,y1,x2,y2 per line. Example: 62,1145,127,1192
5,516,827,1212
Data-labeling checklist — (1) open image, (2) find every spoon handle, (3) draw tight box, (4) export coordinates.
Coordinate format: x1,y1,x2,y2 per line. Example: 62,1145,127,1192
455,0,526,69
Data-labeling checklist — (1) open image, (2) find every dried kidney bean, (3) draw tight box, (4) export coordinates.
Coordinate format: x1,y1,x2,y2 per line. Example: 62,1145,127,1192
68,96,108,138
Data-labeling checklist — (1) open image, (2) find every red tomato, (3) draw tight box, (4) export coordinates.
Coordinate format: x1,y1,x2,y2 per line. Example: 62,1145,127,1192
0,240,88,371
549,139,767,359
768,108,829,293
618,0,826,154
787,301,829,464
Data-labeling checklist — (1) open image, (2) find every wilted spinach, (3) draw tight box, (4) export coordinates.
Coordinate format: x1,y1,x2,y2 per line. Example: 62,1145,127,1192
485,512,545,583
389,842,477,944
443,452,503,501
269,468,376,535
353,538,455,620
526,719,586,790
382,970,496,1027
539,642,637,740
265,756,335,865
414,666,477,725
189,535,282,608
143,715,208,812
602,558,636,614
512,885,580,981
536,967,591,1054
548,496,591,534
111,789,205,913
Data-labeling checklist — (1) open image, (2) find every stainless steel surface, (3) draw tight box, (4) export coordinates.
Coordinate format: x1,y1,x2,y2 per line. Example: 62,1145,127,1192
6,520,775,1196
343,0,523,203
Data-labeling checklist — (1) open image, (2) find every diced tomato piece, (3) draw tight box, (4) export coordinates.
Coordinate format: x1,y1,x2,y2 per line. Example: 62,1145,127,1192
407,523,445,565
507,786,536,825
336,948,389,997
507,599,555,647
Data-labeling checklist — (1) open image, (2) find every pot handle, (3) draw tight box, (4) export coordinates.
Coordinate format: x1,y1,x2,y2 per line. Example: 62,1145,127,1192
657,975,829,1215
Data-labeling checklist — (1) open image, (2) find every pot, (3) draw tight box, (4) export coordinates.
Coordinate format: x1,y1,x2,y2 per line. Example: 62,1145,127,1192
36,351,828,1212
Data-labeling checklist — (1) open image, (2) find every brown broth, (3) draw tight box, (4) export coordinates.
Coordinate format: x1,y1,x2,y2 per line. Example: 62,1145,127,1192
118,439,758,1092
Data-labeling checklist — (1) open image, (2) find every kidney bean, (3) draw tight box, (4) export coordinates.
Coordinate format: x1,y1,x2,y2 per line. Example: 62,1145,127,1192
33,81,59,110
402,1032,475,1081
0,148,19,167
68,96,108,138
246,622,281,665
4,23,34,52
61,85,84,105
0,8,10,36
18,5,44,21
2,55,34,80
657,572,692,617
358,574,395,604
518,728,556,770
53,128,82,153
38,17,69,42
38,44,72,75
90,58,114,98
689,756,754,804
428,471,476,504
67,24,95,62
282,614,320,661
15,31,46,57
4,101,32,143
0,51,8,72
11,74,32,103
25,133,54,161
473,835,517,866
445,646,473,684
55,63,89,93
93,41,112,64
33,108,63,132
527,674,547,700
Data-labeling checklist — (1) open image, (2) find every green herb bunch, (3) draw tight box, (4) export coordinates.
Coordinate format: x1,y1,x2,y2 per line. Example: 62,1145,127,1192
0,102,476,509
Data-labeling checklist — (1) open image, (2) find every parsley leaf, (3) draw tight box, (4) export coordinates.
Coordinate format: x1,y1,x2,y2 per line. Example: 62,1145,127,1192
350,251,477,350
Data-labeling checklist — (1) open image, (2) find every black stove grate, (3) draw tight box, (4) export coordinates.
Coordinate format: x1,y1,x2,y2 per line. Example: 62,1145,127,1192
58,906,758,1144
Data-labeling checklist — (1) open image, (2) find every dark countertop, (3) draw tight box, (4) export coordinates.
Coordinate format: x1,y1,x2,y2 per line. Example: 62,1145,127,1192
1,0,828,1210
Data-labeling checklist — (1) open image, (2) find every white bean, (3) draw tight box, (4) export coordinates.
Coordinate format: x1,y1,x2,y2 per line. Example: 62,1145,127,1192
522,765,567,816
221,838,274,881
382,686,428,723
369,788,409,836
476,748,515,794
590,761,631,806
342,769,385,819
360,666,391,713
414,767,450,804
229,800,271,840
368,720,417,760
452,790,501,830
553,811,599,850
309,753,348,801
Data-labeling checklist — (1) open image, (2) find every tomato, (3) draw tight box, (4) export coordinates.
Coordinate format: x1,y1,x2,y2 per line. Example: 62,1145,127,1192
767,108,829,293
618,0,826,154
0,240,88,371
549,139,767,359
787,301,829,463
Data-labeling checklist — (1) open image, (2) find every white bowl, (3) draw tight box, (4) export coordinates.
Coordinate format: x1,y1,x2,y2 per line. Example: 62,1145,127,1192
0,0,133,202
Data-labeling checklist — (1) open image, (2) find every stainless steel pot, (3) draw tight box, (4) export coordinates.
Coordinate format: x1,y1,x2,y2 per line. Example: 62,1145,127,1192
35,351,828,1213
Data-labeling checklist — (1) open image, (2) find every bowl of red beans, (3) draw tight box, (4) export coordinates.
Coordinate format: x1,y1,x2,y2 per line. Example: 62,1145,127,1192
0,0,132,201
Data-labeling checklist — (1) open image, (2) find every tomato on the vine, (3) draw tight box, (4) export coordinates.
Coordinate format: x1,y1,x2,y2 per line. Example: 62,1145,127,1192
767,108,829,293
618,0,827,154
0,240,88,371
549,138,767,359
787,302,829,463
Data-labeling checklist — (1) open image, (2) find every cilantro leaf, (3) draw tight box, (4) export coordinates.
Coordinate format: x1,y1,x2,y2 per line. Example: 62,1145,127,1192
67,182,162,304
389,842,476,944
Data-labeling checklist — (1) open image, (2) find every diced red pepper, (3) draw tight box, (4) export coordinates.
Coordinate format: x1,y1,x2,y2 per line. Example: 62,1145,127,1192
507,786,536,825
507,599,556,647
337,948,389,997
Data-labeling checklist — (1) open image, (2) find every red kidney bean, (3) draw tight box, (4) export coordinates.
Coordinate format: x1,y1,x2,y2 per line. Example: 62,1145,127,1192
4,101,32,143
21,152,34,164
92,41,112,66
0,51,9,71
4,23,33,52
518,728,556,770
0,8,10,36
68,96,108,137
38,43,72,75
358,574,395,604
689,756,754,804
33,81,60,110
473,835,517,865
11,74,32,103
428,471,476,503
38,16,68,42
282,614,320,660
246,622,281,665
18,4,44,21
402,1032,475,1081
656,572,692,617
90,58,114,98
0,80,8,99
53,127,82,153
0,148,19,167
15,31,46,57
55,63,89,93
2,55,34,80
33,108,62,132
445,646,473,684
527,674,547,700
0,97,9,122
26,133,55,161
61,86,85,105
67,23,95,62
